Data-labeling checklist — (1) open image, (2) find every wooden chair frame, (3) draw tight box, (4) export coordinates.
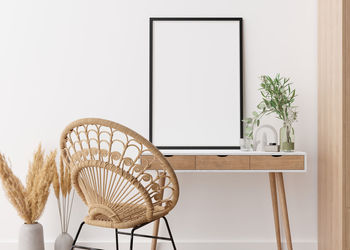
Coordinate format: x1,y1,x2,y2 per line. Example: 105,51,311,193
60,118,179,249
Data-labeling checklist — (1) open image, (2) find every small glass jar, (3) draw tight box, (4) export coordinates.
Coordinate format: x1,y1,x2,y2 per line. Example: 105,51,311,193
280,122,295,152
240,138,253,151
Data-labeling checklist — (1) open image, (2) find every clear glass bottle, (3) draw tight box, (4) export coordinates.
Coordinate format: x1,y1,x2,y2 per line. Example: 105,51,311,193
280,122,295,152
240,138,253,151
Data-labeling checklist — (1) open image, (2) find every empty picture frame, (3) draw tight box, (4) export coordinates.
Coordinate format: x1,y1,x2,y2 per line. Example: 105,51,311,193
150,17,243,149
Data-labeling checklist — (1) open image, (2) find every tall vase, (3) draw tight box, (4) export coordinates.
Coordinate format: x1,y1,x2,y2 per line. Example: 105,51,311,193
55,232,74,250
280,122,295,152
18,223,45,250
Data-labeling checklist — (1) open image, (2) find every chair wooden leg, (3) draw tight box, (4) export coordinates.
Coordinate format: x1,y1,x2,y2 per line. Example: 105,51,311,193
269,173,282,250
151,219,161,250
151,173,166,250
276,173,293,250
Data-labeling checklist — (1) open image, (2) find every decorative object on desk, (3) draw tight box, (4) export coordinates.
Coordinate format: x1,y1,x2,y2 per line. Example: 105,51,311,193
0,145,57,250
240,138,253,151
242,111,264,141
241,120,253,151
253,124,278,151
280,117,295,152
258,74,297,151
264,143,280,152
53,156,74,250
150,17,243,149
243,74,297,152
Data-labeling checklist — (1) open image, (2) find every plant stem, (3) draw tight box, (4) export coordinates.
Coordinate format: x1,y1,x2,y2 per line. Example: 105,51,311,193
65,192,70,233
57,198,63,233
66,191,75,233
62,195,66,233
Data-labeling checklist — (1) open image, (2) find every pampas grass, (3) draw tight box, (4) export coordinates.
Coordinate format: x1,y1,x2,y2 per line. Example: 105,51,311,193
0,145,57,224
53,156,75,233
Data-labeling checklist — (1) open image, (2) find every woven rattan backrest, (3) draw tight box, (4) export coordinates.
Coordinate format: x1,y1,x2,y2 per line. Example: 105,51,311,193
60,118,179,221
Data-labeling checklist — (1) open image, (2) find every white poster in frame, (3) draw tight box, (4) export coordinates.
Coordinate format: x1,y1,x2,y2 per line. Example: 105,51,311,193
149,17,243,149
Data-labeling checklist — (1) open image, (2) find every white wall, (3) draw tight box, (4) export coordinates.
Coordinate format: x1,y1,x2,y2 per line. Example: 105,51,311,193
0,0,317,249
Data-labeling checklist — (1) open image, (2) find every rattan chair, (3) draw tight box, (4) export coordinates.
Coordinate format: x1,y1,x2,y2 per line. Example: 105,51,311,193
60,118,179,250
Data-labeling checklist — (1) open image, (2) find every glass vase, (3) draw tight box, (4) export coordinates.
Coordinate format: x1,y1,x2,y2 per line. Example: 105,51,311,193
240,138,253,151
280,122,295,152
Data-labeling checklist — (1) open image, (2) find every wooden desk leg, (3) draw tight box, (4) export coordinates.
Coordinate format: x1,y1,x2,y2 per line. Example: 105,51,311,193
276,173,293,250
151,173,166,250
269,173,282,250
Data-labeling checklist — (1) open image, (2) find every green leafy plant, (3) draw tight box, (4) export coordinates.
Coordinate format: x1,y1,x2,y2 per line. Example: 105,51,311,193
243,74,297,139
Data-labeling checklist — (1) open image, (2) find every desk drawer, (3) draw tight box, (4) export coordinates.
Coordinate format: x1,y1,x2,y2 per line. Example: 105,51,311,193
196,155,250,170
141,155,196,170
250,155,304,170
165,155,196,170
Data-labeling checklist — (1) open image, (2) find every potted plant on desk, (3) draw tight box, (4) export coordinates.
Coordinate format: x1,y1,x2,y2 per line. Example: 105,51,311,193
0,145,56,250
243,74,298,152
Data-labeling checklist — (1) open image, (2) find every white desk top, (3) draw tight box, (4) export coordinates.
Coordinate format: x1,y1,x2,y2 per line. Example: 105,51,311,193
158,150,307,173
159,150,306,156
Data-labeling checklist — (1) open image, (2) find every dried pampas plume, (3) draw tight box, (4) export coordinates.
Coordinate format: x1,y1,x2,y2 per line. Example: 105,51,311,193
52,163,60,199
0,145,57,224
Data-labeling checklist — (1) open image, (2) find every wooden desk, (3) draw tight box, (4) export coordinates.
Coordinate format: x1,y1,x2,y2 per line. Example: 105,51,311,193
149,150,306,250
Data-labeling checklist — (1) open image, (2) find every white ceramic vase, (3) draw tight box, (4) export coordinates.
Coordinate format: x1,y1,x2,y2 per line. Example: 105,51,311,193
54,232,74,250
18,223,45,250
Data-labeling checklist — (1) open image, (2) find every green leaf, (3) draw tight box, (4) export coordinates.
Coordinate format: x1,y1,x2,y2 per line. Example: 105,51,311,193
270,99,277,108
291,90,296,99
242,118,252,124
257,74,297,123
263,99,270,107
257,102,265,110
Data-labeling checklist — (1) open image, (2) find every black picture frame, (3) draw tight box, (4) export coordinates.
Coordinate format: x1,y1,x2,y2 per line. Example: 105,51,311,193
149,17,244,150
